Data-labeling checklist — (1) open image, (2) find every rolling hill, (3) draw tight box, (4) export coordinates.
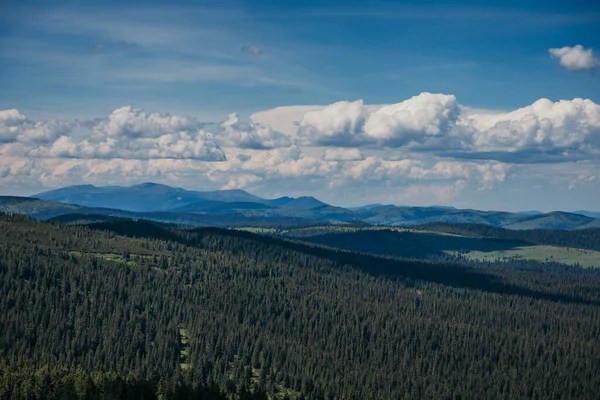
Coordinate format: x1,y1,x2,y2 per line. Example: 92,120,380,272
278,224,600,268
0,182,597,230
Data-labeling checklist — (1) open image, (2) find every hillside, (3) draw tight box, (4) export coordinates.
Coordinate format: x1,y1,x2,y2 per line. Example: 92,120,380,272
502,211,595,230
411,222,600,251
1,214,600,399
278,225,600,268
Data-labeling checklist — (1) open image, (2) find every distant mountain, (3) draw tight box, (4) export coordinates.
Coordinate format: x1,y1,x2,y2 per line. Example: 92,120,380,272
3,183,598,231
350,204,398,212
171,201,275,214
34,182,267,212
0,196,320,228
502,211,595,230
191,189,265,204
266,196,327,210
519,210,542,215
572,210,600,219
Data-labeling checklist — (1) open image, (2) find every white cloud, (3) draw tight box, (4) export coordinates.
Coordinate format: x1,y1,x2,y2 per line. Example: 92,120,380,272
93,106,203,140
6,95,599,167
297,100,370,146
549,45,599,72
219,113,291,149
296,93,462,147
460,98,600,155
270,94,600,162
0,107,226,161
0,109,71,144
251,105,327,137
26,132,225,161
322,148,365,161
363,93,459,145
0,109,27,143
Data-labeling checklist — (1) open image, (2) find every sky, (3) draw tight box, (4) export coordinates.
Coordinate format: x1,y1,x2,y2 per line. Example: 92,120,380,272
1,0,600,211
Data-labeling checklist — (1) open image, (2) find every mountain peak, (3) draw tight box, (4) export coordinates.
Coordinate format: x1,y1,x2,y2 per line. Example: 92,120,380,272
268,195,326,210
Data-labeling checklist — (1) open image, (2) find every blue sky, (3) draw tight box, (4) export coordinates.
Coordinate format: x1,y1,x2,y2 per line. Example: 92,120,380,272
2,0,599,117
1,0,600,211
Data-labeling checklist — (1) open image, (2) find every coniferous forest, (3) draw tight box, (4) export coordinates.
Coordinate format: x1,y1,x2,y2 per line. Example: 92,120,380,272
1,213,600,399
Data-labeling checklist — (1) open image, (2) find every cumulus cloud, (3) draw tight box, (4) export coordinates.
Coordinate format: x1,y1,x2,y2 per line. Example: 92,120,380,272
92,106,204,140
297,93,462,148
0,109,71,144
297,100,370,146
322,148,365,161
0,107,226,161
218,112,291,149
549,45,599,72
363,93,460,146
7,94,597,167
0,109,28,143
27,132,225,160
292,94,600,163
457,98,600,160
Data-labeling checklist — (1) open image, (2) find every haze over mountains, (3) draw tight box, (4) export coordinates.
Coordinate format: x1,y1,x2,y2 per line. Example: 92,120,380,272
0,182,596,230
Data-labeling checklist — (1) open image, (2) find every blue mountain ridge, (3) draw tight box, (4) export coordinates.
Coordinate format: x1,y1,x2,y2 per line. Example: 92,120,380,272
11,182,597,230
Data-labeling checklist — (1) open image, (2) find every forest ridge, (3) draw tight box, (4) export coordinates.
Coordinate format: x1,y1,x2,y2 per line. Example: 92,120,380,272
1,213,599,399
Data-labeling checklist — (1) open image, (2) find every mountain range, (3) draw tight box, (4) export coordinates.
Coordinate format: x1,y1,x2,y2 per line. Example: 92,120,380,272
33,182,327,212
0,182,598,230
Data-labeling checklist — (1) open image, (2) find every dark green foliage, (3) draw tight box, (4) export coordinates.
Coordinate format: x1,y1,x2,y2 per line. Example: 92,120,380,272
0,359,254,400
1,214,599,399
415,222,600,251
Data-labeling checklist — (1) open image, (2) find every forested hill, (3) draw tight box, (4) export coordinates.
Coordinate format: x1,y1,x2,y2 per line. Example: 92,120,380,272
413,222,600,251
1,214,600,399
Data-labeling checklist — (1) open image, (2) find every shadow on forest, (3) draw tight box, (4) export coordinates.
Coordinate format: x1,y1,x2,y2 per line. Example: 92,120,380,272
86,221,599,307
295,230,531,259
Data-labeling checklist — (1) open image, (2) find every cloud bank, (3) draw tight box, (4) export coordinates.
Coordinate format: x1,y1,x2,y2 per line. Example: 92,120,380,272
0,107,226,161
1,93,599,209
292,93,600,162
